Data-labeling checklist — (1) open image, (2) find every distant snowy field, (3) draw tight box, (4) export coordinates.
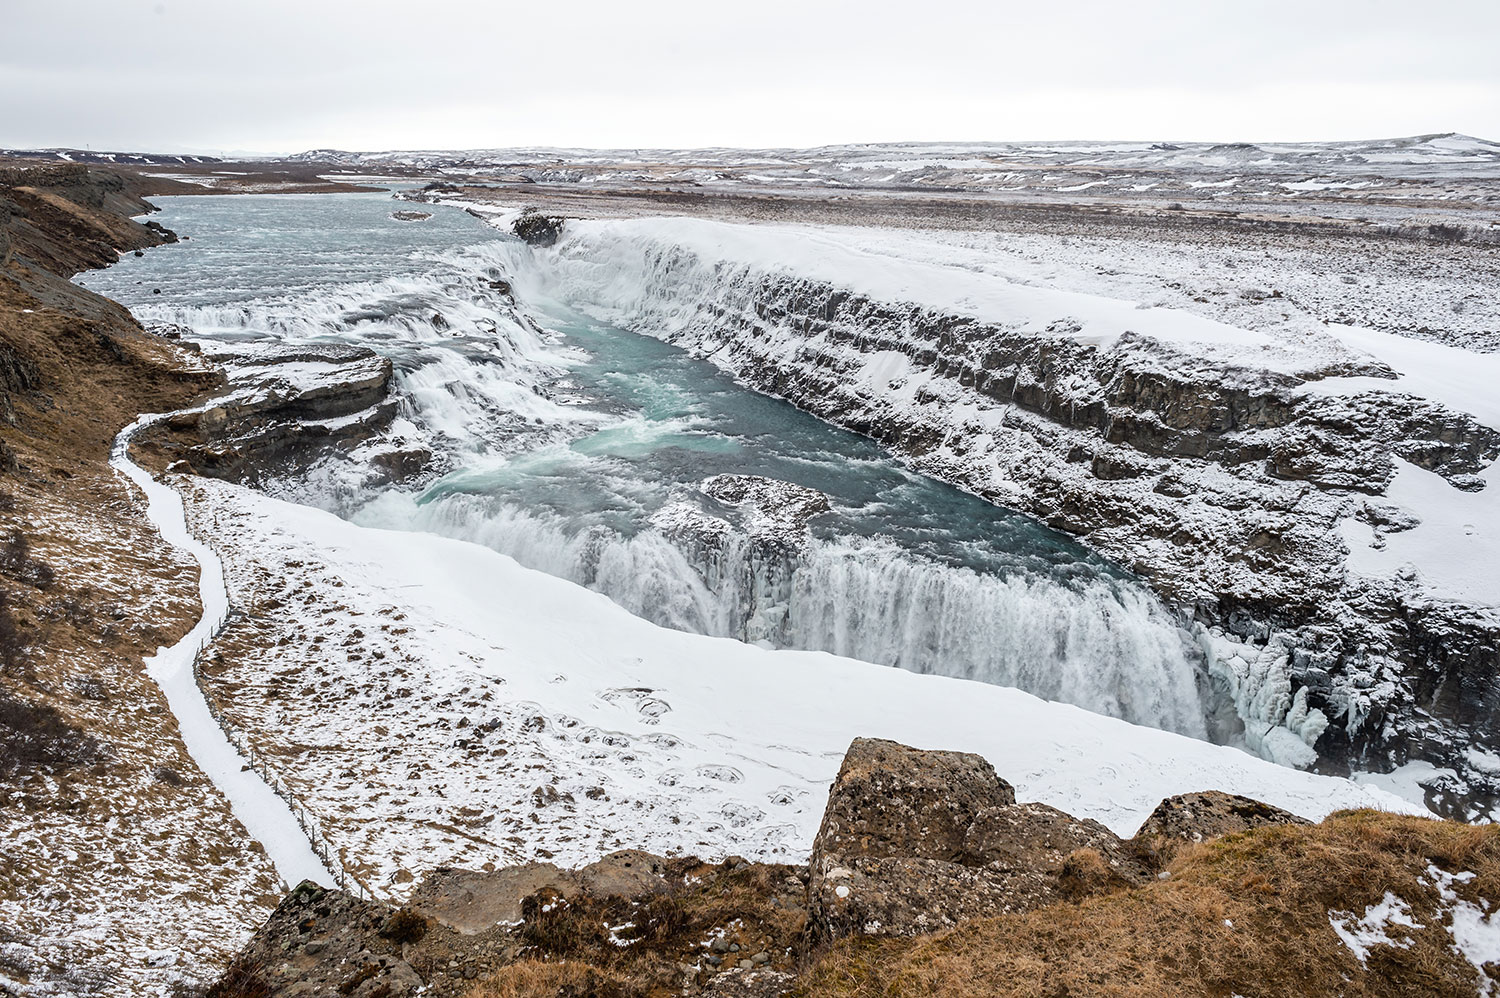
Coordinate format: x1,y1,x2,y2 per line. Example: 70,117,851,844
306,132,1500,219
182,476,1422,899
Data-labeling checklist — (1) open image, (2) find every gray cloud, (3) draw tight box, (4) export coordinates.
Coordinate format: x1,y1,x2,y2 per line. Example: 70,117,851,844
3,0,1497,152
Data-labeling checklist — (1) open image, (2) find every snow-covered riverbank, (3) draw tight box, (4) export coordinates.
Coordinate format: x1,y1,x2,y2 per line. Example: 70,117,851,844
175,472,1425,899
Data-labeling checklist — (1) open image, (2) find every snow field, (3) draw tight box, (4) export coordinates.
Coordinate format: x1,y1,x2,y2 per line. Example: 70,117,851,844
177,475,1424,901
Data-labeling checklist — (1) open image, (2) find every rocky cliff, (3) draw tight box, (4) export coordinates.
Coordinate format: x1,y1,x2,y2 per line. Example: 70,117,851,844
132,341,418,488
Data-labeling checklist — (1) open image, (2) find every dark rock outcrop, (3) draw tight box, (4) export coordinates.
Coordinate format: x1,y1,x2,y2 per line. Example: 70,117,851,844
701,474,832,536
138,344,413,484
512,209,564,247
807,738,1147,940
0,164,180,277
811,738,1016,865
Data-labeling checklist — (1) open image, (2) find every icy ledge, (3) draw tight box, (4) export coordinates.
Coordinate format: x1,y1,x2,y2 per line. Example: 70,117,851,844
111,416,333,890
172,474,1427,894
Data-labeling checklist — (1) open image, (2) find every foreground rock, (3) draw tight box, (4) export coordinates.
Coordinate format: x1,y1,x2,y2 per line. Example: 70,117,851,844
210,739,1329,996
213,852,808,998
808,738,1153,939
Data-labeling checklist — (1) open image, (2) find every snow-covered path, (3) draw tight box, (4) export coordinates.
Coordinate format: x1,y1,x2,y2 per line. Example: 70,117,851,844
111,416,333,890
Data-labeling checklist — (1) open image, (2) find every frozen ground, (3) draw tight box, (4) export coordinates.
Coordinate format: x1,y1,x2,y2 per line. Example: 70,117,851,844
308,134,1500,232
179,474,1422,902
0,465,282,998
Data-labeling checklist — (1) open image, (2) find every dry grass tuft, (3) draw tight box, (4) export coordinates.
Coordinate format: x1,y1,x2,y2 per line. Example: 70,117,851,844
467,959,628,998
465,859,806,998
1056,847,1133,901
517,858,805,967
378,906,429,945
796,810,1500,998
204,953,273,998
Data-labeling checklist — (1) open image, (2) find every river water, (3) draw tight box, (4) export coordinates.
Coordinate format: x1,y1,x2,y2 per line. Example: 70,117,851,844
86,190,1212,736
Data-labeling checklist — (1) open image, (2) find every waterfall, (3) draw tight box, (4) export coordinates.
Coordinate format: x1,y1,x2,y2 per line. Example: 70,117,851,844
355,491,1208,737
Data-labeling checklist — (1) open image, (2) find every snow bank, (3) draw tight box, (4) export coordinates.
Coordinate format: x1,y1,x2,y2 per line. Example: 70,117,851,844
194,476,1424,877
542,216,1300,364
1311,326,1500,607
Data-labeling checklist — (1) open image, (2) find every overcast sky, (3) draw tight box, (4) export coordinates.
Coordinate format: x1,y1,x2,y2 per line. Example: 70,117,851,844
3,0,1498,154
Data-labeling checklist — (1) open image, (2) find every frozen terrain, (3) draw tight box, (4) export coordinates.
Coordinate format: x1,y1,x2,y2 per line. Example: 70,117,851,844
176,472,1423,899
298,134,1500,233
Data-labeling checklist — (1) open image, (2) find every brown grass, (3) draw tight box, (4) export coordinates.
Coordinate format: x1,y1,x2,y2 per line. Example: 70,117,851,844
204,953,272,998
795,810,1500,998
467,959,629,998
517,859,805,966
465,859,806,998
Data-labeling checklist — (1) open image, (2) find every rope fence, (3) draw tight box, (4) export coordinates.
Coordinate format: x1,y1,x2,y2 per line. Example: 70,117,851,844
187,524,377,904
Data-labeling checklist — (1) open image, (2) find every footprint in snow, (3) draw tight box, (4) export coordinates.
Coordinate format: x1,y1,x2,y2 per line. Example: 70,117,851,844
720,802,766,828
766,786,807,807
597,687,672,723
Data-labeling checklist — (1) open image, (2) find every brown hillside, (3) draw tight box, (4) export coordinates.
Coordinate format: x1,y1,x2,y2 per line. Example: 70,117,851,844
0,165,280,993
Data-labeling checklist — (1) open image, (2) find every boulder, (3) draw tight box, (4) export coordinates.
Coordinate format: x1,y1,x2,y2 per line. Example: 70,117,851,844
1132,790,1309,852
512,209,564,247
808,739,1145,940
812,738,1015,866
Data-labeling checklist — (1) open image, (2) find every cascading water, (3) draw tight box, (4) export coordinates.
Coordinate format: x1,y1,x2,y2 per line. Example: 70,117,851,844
86,190,1214,740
